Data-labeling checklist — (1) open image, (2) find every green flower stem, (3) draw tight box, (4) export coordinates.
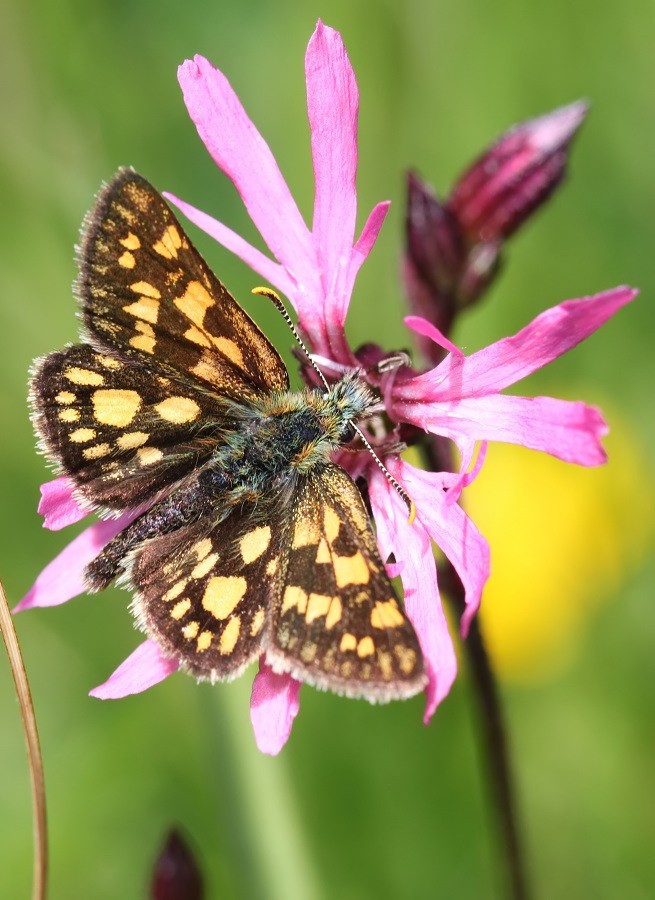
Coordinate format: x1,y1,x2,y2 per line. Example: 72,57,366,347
440,561,530,900
200,682,321,900
0,576,47,900
420,439,530,900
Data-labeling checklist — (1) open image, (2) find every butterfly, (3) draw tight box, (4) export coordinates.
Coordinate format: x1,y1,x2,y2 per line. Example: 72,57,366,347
30,168,426,702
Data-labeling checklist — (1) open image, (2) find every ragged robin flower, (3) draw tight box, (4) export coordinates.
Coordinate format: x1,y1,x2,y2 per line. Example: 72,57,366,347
18,21,637,755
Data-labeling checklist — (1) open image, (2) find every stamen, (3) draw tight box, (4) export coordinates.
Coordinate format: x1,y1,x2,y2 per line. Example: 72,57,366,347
375,351,412,374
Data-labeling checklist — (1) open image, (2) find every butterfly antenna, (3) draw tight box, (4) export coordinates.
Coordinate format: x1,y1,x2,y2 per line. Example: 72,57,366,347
351,424,417,525
252,287,330,391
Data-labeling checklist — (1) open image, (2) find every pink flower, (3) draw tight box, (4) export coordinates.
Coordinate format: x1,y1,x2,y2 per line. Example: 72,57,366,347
19,21,637,757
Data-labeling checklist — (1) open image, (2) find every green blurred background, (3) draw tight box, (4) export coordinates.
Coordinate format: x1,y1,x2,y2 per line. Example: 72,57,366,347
2,1,654,897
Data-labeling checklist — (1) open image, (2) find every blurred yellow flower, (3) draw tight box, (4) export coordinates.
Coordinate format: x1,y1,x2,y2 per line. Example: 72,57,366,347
465,403,654,682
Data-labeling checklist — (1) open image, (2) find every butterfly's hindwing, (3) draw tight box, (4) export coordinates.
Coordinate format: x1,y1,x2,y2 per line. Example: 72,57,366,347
30,343,238,510
78,168,289,402
268,465,427,700
129,508,288,680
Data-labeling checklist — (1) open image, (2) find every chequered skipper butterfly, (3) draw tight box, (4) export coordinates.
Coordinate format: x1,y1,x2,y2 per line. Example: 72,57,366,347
30,169,426,701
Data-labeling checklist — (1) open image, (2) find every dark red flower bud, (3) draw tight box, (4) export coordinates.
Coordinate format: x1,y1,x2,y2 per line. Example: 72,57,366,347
404,172,467,359
403,102,587,359
150,829,204,900
448,100,588,244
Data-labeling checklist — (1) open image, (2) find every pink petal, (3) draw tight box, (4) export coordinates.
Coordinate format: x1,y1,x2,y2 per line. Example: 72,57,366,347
14,510,139,612
307,21,358,294
316,200,390,366
38,477,88,530
368,468,457,722
250,662,301,755
404,315,464,358
397,393,609,466
392,460,490,636
396,287,637,401
89,639,179,699
337,199,390,319
177,54,320,301
163,192,295,299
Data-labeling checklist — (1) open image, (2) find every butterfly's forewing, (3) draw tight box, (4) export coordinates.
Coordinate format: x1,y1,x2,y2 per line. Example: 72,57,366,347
268,465,427,701
31,344,237,511
128,508,288,680
78,168,289,402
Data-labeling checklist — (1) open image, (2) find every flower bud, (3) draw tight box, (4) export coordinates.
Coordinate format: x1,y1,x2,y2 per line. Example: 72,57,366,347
448,100,588,244
403,102,588,357
150,829,203,900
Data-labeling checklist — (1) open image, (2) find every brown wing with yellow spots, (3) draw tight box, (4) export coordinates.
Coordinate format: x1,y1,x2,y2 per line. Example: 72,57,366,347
30,344,235,511
129,511,287,681
267,465,427,701
78,168,289,402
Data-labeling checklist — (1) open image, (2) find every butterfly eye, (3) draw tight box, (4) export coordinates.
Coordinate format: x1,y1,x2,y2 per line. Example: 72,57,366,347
339,421,356,444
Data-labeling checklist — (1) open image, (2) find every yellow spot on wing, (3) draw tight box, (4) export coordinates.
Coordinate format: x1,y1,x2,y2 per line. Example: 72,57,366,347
58,408,79,423
339,633,357,652
184,326,211,348
153,225,183,259
70,427,96,443
334,551,370,588
315,537,332,564
118,251,135,268
116,431,149,451
120,232,141,250
292,517,320,549
123,296,160,323
92,389,142,427
191,552,218,580
96,355,121,370
191,355,223,385
155,396,201,425
240,525,271,564
163,580,188,602
305,593,333,624
282,585,308,614
370,600,405,630
174,280,214,328
130,321,156,354
65,367,104,386
378,650,393,679
357,636,375,658
171,598,191,620
300,643,317,663
250,608,266,636
197,631,212,652
55,391,75,404
83,443,111,460
129,281,161,299
193,539,213,560
394,645,417,675
202,576,247,619
182,621,199,640
324,506,341,542
325,596,342,629
137,447,163,465
219,616,241,655
212,336,244,367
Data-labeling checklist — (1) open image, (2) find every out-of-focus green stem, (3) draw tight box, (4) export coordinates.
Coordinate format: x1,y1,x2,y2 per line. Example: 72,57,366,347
199,681,322,900
0,577,47,900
